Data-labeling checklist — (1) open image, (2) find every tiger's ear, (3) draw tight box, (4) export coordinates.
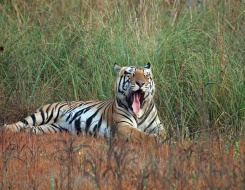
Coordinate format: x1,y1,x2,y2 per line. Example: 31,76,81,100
114,63,121,73
144,62,151,69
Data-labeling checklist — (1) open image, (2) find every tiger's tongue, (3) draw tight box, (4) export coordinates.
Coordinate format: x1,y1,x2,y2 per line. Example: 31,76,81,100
132,93,140,114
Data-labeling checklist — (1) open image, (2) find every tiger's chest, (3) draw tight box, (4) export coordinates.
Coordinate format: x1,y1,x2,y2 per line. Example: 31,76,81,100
135,115,162,134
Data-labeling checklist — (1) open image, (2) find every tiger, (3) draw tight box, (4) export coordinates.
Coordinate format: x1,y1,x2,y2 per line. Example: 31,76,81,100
3,63,165,143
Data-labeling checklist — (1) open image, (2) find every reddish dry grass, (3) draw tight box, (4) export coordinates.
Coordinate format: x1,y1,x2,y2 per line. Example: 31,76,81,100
0,132,244,190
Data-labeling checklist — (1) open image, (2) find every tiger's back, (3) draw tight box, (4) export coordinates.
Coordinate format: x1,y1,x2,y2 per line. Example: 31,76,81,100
6,100,115,137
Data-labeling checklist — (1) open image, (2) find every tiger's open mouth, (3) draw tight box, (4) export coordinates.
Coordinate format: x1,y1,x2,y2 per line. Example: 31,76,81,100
128,90,144,114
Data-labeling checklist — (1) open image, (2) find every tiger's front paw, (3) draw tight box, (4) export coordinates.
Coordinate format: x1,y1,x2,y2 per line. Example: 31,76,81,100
154,134,166,145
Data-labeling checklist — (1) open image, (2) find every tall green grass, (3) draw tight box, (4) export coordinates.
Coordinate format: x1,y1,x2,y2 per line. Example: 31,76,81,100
0,0,244,139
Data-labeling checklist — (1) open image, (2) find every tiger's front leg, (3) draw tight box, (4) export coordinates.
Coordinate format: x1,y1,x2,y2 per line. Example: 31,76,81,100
115,125,158,144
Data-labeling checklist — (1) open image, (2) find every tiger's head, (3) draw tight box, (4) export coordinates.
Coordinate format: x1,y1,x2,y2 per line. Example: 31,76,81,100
114,63,155,117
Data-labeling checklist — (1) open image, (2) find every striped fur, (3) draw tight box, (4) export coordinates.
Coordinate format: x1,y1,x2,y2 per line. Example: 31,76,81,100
3,63,165,142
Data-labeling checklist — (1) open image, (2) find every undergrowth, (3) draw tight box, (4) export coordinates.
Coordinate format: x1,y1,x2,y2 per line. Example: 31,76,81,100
0,132,244,189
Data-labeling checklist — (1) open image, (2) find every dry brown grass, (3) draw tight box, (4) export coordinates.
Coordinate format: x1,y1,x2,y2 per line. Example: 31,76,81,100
0,132,244,189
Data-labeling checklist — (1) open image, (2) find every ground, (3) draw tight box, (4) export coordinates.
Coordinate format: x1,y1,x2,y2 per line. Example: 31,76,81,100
0,131,244,189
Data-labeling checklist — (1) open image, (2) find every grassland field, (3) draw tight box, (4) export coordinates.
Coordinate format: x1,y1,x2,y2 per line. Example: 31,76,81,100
0,0,244,189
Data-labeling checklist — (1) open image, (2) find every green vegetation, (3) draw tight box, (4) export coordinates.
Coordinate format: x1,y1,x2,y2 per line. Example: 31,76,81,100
0,0,244,140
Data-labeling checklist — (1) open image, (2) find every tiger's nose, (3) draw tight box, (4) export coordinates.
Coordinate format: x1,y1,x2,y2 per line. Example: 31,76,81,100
136,81,145,87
